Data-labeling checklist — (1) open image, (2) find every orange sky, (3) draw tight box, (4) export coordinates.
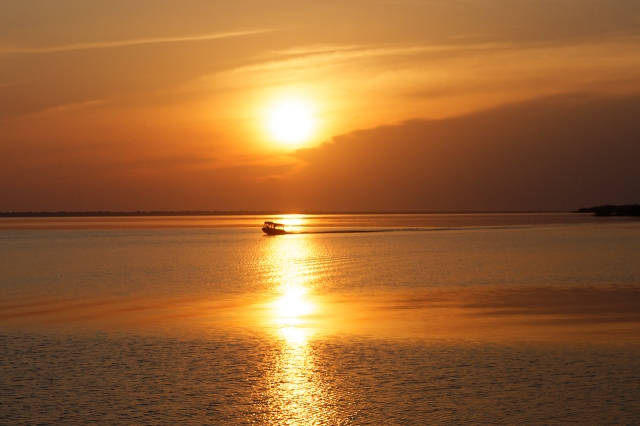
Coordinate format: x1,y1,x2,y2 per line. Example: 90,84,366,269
2,0,640,211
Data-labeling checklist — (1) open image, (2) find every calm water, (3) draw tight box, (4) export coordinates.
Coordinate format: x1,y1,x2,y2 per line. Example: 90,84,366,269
1,214,639,424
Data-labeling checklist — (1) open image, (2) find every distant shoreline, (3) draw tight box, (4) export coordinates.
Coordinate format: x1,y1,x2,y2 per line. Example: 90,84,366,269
575,204,640,217
1,210,574,217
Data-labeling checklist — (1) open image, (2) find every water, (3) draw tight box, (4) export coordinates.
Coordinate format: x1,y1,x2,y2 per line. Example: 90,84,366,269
1,214,639,424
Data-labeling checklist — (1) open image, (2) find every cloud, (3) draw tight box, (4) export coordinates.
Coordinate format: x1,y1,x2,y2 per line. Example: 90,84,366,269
227,41,511,76
282,93,640,211
35,99,108,115
0,29,273,54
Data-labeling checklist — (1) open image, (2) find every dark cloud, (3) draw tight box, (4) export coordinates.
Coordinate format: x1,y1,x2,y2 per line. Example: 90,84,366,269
284,94,640,211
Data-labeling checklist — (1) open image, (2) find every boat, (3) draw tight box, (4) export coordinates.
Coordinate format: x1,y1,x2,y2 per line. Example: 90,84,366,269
262,221,287,235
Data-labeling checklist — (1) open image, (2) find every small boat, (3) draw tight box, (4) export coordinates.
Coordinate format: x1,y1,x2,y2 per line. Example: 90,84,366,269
262,221,287,235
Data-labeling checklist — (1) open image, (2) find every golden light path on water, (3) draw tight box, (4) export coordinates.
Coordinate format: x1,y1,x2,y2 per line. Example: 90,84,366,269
276,214,306,234
260,226,337,424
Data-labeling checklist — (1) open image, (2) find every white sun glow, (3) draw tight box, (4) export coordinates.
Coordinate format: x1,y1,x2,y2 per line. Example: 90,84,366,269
266,97,316,147
273,285,313,324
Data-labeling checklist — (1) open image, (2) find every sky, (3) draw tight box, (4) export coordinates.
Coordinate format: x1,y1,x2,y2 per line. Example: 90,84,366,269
1,0,640,211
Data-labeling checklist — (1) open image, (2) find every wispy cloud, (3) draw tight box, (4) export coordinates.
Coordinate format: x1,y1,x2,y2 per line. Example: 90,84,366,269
0,29,273,54
230,42,510,75
38,99,108,114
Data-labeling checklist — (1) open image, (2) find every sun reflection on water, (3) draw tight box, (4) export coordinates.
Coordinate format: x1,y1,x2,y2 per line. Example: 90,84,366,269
260,232,336,423
273,213,306,233
267,231,316,334
273,285,313,327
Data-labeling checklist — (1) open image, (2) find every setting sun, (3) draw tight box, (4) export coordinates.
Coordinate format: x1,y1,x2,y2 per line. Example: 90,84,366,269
266,96,316,147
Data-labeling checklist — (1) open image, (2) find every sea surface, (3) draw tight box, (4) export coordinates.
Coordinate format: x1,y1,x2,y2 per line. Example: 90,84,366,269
1,213,639,424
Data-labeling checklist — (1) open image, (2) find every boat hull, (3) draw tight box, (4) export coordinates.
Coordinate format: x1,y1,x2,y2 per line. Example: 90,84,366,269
262,227,287,235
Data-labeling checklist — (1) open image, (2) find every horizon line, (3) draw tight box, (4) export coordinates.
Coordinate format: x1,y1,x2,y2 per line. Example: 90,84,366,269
0,209,581,218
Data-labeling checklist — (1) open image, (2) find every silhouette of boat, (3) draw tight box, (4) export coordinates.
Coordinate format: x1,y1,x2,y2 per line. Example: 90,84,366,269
262,221,287,235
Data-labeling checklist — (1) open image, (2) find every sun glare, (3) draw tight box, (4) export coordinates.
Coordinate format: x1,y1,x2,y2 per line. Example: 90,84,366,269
266,97,316,147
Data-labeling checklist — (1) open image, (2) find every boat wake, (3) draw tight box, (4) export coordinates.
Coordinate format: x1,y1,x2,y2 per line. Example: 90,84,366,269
292,225,530,235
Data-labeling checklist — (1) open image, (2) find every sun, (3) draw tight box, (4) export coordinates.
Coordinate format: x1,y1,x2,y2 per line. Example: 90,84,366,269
265,96,316,147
